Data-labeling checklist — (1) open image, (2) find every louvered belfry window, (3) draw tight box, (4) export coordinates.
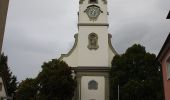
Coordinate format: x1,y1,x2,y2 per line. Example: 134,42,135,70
89,0,98,4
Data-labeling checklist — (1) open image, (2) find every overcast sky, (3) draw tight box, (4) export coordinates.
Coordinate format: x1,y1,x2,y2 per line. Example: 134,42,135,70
2,0,170,81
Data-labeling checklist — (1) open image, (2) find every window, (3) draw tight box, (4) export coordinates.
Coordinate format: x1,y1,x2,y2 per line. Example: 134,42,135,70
89,0,98,4
0,82,2,91
88,33,99,50
167,57,170,80
88,80,98,90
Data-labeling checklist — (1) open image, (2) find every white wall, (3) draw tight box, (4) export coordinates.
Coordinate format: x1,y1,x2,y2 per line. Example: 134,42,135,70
79,0,108,24
60,0,116,67
62,46,78,67
0,77,7,98
81,76,105,100
60,1,115,100
78,26,109,66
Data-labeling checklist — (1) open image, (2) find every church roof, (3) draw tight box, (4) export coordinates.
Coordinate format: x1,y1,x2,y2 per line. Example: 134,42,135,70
167,11,170,19
157,33,170,61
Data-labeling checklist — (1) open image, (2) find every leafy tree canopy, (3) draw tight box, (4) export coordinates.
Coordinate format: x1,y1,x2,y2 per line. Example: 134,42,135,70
110,44,164,100
16,59,76,100
37,59,76,100
15,78,38,100
0,53,17,96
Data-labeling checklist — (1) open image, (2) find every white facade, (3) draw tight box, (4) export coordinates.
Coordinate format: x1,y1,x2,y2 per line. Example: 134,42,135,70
78,0,108,24
60,0,116,67
81,76,105,100
78,26,109,66
0,77,7,99
59,0,117,100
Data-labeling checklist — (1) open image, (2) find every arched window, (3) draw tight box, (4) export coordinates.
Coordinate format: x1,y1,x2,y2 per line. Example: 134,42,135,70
88,33,99,50
167,57,170,80
89,0,98,4
88,80,98,90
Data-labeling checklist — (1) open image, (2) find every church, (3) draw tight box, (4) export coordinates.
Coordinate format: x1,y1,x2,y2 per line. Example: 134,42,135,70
59,0,117,100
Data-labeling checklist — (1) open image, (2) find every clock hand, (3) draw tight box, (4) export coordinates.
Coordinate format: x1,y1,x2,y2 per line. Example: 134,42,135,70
90,10,94,15
91,9,95,15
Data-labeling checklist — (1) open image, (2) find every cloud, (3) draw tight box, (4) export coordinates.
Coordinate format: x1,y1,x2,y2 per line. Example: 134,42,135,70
2,0,170,81
108,0,170,54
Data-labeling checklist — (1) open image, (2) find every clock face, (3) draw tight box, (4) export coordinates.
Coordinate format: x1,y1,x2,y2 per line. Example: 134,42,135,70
85,5,102,21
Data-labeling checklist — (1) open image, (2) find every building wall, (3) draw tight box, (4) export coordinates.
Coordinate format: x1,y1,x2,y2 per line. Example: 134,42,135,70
0,0,9,53
79,0,108,24
0,77,7,98
60,0,116,67
60,1,115,100
61,32,116,67
81,76,105,100
161,49,170,100
78,26,109,67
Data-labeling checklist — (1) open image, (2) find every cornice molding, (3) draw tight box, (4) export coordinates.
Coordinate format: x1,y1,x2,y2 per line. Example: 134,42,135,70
78,23,109,26
108,34,118,55
73,66,110,72
79,0,107,4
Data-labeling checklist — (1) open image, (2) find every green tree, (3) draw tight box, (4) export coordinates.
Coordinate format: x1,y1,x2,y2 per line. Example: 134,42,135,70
15,78,38,100
0,53,17,96
15,59,76,100
110,44,164,100
36,59,76,100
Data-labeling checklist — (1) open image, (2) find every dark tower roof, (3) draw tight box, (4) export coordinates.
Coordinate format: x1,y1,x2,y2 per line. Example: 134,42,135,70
167,11,170,19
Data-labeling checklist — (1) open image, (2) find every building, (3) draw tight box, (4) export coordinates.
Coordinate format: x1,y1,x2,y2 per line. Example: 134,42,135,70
59,0,117,100
0,0,9,53
167,11,170,19
157,33,170,100
157,12,170,100
0,76,7,100
0,0,9,99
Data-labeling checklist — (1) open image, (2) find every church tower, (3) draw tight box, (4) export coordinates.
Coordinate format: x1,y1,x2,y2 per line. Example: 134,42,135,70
59,0,117,100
